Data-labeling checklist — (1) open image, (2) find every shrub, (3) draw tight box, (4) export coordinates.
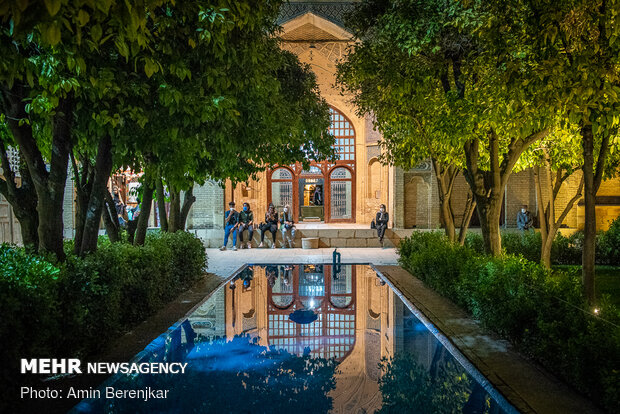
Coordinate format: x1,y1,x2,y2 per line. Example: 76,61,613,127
501,231,542,262
1,232,207,411
0,245,62,392
552,231,583,265
598,217,620,266
464,232,484,254
463,227,619,266
57,231,207,354
398,232,620,413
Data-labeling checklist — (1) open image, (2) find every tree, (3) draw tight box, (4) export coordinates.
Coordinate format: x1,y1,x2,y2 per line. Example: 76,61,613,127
118,3,333,243
338,0,552,253
521,128,584,267
2,0,334,255
479,0,620,301
1,0,171,259
338,0,478,243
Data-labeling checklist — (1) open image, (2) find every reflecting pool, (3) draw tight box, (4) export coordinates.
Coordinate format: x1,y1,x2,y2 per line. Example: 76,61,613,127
72,264,516,413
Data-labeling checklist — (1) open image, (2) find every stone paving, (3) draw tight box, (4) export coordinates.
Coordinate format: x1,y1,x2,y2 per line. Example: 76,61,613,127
206,247,399,278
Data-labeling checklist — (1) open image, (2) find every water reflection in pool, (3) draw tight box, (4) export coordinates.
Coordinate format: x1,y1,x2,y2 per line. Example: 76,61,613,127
73,264,513,414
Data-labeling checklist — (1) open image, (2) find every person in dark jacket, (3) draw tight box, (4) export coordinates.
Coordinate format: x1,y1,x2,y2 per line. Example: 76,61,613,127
220,201,239,251
376,204,389,244
313,186,322,206
517,204,534,231
259,203,279,248
238,202,254,248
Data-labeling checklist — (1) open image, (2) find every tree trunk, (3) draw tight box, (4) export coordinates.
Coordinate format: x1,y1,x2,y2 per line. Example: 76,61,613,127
581,122,611,303
534,164,551,267
439,199,456,242
581,124,596,303
134,180,154,246
535,157,584,269
72,172,89,255
4,86,72,260
0,144,39,249
541,232,555,268
458,193,476,245
39,98,73,260
179,187,196,231
432,160,457,242
102,190,120,243
462,128,549,256
477,198,503,255
155,178,168,232
79,136,113,255
168,188,181,233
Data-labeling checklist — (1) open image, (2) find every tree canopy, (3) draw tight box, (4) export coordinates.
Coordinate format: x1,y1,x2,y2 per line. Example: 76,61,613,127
1,0,334,257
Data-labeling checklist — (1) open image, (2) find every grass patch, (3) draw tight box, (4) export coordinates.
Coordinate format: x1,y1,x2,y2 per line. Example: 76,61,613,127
553,265,620,308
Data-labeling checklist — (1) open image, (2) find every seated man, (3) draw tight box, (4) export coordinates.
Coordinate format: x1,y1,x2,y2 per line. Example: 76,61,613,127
259,203,279,248
517,204,534,231
220,201,239,251
238,202,254,249
280,204,296,248
375,204,389,245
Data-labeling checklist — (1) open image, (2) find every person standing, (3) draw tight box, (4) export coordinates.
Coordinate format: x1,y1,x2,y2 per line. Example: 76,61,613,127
517,204,534,231
238,202,255,249
280,204,296,248
113,186,126,226
376,204,389,245
259,203,279,248
220,201,239,251
313,186,322,205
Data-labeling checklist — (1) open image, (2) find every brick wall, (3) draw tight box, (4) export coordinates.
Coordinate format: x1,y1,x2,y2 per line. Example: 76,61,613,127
505,170,537,228
188,180,225,229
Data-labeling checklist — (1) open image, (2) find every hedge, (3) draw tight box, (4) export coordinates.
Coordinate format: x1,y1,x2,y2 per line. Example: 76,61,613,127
399,232,620,413
464,215,620,265
0,231,207,411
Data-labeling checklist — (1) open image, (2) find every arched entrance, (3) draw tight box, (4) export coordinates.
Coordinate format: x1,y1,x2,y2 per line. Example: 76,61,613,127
267,106,356,223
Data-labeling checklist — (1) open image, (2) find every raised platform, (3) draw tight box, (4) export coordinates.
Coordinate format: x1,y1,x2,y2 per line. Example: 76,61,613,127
190,227,424,248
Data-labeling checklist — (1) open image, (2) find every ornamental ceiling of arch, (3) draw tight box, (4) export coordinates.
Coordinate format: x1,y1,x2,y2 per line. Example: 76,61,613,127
279,9,353,63
281,23,340,42
281,41,346,63
277,1,358,29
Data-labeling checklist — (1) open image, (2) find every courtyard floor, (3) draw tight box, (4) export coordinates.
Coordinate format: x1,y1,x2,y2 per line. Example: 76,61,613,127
205,247,399,278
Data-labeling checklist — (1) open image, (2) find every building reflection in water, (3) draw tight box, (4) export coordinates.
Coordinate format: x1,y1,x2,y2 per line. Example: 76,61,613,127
188,264,401,413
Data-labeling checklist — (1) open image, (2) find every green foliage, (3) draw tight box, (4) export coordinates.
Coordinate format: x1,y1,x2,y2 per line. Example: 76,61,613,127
598,217,620,266
0,232,207,410
0,244,61,396
398,233,620,413
552,232,584,265
464,227,619,266
399,232,475,304
2,0,334,259
378,353,472,414
501,231,543,263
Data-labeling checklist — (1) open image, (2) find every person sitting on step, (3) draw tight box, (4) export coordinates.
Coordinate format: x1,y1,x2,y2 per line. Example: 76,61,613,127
376,204,389,245
280,204,296,248
259,203,279,248
238,202,254,249
220,201,239,251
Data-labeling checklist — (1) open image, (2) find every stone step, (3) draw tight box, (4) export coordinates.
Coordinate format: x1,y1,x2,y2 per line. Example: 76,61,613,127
191,227,418,248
